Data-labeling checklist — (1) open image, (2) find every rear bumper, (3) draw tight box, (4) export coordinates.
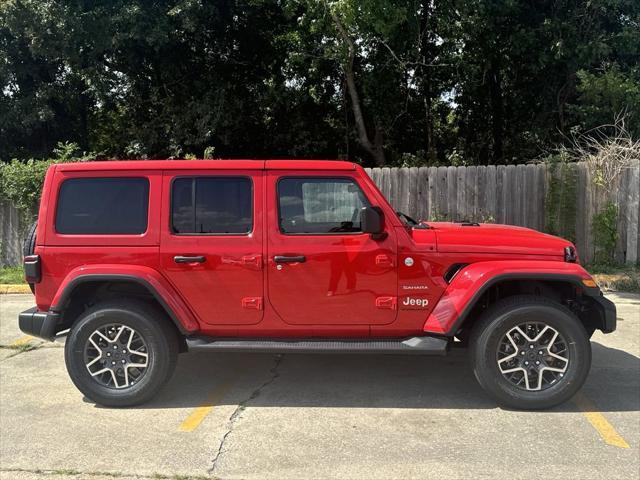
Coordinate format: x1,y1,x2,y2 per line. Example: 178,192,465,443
593,293,617,333
18,307,61,341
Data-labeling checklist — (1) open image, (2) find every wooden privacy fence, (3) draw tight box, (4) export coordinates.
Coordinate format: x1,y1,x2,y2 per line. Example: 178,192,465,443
0,200,25,268
0,160,638,266
365,160,639,264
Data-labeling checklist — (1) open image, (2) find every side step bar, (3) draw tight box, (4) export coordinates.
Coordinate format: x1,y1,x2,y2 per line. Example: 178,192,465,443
186,336,449,355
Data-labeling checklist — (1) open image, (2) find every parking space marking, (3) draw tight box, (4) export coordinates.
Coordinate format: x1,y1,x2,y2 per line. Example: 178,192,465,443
9,335,33,347
574,392,630,449
179,379,236,432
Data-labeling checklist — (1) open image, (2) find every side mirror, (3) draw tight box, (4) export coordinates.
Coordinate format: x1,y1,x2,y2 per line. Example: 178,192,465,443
360,206,383,235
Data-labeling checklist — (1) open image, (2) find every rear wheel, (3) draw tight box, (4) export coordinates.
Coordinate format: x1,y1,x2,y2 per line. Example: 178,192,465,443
64,300,178,407
470,295,591,410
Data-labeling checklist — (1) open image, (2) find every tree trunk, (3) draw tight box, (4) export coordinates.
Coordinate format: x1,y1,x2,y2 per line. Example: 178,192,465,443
343,63,385,166
329,6,386,167
488,57,504,163
556,73,576,132
419,1,436,162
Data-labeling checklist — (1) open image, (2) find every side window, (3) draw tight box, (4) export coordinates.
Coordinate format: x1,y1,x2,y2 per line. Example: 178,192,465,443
56,177,149,234
278,177,370,234
171,177,252,234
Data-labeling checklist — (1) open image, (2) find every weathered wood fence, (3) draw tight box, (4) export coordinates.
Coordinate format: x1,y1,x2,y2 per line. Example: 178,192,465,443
0,200,26,268
1,160,638,266
365,160,639,264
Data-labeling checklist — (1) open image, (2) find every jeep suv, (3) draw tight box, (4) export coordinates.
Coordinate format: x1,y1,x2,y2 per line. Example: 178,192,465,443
19,160,616,409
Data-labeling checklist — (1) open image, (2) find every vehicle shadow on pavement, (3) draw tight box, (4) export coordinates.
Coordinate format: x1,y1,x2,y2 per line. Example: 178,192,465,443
578,342,640,413
126,342,639,413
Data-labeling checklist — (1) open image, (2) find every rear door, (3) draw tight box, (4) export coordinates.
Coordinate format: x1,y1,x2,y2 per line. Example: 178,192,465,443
266,171,398,325
160,170,264,325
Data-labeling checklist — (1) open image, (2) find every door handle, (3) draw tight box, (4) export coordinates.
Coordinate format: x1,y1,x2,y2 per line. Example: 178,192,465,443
241,255,263,269
274,255,306,264
174,255,206,264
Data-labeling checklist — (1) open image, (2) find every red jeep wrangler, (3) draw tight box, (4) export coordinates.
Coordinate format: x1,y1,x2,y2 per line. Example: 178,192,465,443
19,160,616,409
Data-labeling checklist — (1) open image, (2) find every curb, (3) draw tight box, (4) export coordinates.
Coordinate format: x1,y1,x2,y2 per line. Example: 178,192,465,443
0,284,32,294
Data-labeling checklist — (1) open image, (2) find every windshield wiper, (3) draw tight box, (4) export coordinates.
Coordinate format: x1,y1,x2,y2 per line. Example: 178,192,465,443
396,211,432,229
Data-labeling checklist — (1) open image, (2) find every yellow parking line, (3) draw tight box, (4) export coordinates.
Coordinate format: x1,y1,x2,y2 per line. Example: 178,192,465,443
10,336,34,347
574,392,630,449
179,379,235,432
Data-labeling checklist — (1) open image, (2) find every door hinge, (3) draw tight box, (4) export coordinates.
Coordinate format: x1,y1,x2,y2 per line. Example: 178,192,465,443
241,297,263,310
375,296,397,309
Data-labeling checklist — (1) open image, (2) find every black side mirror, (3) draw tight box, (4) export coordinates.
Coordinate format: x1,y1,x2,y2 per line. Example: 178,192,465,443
360,206,383,234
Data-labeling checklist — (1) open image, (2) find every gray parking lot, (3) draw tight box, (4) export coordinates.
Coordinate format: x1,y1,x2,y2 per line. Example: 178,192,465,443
0,293,638,480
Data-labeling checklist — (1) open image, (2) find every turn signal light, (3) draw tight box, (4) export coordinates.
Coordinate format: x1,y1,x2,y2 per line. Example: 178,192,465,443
582,278,598,288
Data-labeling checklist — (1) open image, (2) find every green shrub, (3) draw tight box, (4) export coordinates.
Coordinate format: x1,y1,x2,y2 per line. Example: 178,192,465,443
0,142,95,215
0,159,51,215
544,153,577,243
203,146,216,159
592,202,618,265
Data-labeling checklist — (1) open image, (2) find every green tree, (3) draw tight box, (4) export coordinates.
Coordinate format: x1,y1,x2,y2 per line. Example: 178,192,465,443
571,65,640,136
1,0,638,165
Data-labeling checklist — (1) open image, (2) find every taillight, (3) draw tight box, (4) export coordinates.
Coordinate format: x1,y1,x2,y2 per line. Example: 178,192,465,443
23,255,41,283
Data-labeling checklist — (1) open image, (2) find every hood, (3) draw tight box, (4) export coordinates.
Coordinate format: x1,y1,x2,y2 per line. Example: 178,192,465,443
425,222,573,257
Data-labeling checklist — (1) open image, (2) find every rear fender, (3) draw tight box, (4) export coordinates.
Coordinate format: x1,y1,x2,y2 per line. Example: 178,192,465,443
52,264,199,333
424,261,597,335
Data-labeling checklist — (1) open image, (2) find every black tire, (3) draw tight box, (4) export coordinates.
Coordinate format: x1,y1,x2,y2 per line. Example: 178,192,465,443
22,222,37,294
22,221,37,257
64,300,178,407
470,295,591,410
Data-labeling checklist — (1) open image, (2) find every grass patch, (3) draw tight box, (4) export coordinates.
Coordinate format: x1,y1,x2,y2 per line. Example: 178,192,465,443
0,342,41,359
0,265,25,284
586,263,640,293
7,342,39,353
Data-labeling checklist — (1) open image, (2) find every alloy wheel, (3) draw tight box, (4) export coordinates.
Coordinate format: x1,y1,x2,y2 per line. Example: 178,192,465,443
83,324,150,389
496,322,569,391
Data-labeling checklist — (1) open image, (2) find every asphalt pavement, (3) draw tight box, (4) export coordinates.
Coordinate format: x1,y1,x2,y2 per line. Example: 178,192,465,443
0,292,638,480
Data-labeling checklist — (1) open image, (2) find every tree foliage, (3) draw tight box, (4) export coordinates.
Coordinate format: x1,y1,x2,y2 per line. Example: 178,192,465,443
0,142,92,213
1,0,638,166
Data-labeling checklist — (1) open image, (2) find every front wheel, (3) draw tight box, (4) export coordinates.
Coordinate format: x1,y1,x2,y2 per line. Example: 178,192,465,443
64,300,178,407
470,295,591,410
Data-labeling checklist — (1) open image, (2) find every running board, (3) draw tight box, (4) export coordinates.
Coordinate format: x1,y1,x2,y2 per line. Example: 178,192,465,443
186,336,449,355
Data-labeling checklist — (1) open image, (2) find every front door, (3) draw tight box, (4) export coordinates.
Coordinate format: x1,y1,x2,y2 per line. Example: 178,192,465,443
266,172,397,325
160,170,264,325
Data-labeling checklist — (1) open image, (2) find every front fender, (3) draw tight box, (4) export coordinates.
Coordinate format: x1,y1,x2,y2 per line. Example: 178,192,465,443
51,264,199,333
423,261,597,335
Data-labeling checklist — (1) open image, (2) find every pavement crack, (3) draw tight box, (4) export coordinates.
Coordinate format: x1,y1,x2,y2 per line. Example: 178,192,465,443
0,467,213,479
0,343,44,360
209,354,284,475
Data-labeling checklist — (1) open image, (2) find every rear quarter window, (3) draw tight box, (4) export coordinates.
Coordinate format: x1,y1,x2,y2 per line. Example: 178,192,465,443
171,176,252,234
55,177,149,234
